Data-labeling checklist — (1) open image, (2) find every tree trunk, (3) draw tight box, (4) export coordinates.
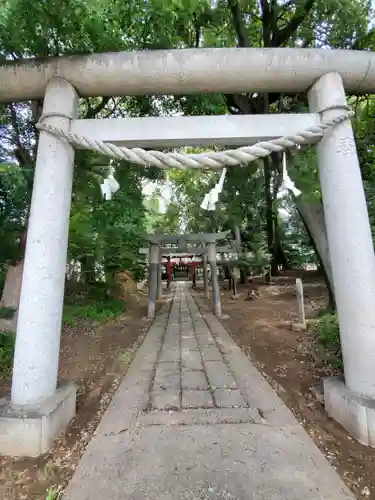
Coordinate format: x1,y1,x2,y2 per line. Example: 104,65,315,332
294,195,336,310
0,261,24,331
234,226,241,248
238,268,245,284
0,261,24,310
80,255,96,287
271,238,289,274
264,157,273,282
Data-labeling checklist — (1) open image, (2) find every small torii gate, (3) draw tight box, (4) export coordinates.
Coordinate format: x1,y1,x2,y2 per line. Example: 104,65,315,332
139,244,233,295
1,48,375,455
142,232,230,318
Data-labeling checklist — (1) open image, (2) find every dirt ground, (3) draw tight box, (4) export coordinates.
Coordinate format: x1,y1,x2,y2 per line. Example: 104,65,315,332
0,292,161,500
196,272,375,500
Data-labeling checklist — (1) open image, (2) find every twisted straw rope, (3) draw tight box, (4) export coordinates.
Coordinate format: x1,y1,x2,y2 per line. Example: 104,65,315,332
35,109,352,170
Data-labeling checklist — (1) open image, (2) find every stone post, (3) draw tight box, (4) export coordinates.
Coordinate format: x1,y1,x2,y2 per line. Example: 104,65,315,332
148,243,159,318
231,266,238,297
308,72,375,445
203,253,209,298
295,278,306,329
157,248,162,300
191,263,197,290
11,78,78,407
207,242,222,317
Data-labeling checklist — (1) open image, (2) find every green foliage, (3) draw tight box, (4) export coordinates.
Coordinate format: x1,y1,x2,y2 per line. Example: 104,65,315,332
0,266,5,293
314,314,340,348
0,330,15,375
0,164,31,266
0,306,15,319
241,244,272,276
45,486,62,500
278,201,318,267
69,163,147,286
62,299,124,327
313,314,342,369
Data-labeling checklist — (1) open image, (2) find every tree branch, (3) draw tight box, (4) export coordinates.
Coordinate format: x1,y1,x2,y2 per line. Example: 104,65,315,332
85,97,110,119
227,0,251,47
224,93,255,114
9,104,33,166
272,0,315,47
195,26,201,48
260,0,272,46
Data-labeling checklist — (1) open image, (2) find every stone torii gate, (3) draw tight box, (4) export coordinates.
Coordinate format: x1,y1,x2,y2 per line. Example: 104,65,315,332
139,244,233,299
1,48,375,455
142,232,230,318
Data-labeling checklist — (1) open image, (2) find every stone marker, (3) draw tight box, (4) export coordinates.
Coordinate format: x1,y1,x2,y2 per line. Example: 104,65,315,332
293,278,307,331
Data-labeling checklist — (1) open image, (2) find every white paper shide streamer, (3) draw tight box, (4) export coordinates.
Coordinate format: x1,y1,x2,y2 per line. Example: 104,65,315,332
201,168,227,211
281,152,301,197
100,166,120,200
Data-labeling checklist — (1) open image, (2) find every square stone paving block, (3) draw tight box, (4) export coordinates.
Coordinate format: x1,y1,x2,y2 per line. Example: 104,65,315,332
154,363,180,387
181,338,199,351
214,389,247,408
205,361,237,389
153,388,180,411
181,351,203,371
159,347,180,363
182,390,214,409
201,346,223,361
182,370,209,390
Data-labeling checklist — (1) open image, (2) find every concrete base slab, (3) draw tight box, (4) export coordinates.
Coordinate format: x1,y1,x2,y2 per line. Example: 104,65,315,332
0,382,76,457
324,376,375,447
64,421,353,500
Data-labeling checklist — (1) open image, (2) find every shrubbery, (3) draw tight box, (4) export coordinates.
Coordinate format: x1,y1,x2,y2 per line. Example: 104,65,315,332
62,299,124,327
0,330,15,375
313,313,342,369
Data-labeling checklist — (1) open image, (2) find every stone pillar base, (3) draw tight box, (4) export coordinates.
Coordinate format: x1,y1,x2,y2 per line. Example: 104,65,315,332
0,383,76,457
324,376,375,447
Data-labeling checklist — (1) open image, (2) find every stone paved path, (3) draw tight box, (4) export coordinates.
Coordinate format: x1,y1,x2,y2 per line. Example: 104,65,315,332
151,287,246,411
64,283,354,500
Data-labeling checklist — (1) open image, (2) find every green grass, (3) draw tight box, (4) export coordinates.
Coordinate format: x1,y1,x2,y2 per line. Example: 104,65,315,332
313,313,343,369
0,329,15,375
118,348,133,367
62,299,124,327
0,306,15,319
45,485,62,500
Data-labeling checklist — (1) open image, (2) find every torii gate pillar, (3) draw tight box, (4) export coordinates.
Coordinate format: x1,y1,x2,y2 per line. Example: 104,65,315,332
309,72,375,446
0,78,77,457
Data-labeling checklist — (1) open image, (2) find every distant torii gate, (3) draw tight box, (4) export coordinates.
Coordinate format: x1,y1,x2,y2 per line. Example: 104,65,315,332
142,232,230,318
